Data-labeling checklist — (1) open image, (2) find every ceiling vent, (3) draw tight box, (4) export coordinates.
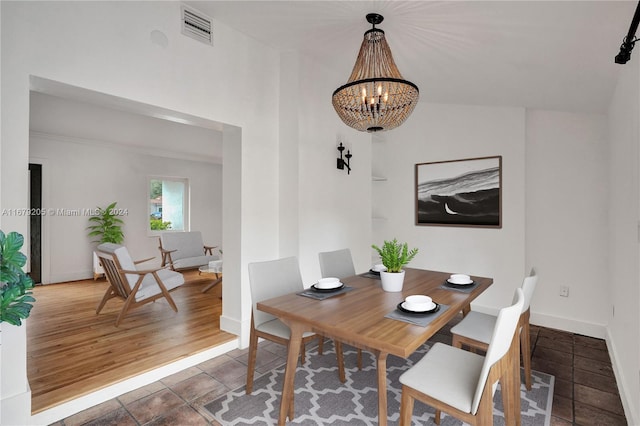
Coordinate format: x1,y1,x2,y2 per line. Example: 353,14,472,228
181,5,213,46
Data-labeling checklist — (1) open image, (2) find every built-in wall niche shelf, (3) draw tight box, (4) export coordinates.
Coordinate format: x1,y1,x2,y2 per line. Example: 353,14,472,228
372,176,387,181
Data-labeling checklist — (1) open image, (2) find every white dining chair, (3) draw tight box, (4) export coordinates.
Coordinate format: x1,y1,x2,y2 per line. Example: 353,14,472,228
399,288,525,426
246,256,345,395
450,269,538,389
319,248,356,279
318,248,364,369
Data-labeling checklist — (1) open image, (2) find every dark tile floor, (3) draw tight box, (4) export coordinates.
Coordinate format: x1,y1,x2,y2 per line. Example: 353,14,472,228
51,316,627,426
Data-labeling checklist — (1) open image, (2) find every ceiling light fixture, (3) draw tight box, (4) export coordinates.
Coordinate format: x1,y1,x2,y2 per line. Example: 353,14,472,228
615,1,640,64
332,13,419,133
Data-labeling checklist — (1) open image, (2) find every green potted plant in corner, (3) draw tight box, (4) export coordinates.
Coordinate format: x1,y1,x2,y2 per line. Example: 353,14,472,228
371,238,419,292
0,230,36,325
87,201,125,279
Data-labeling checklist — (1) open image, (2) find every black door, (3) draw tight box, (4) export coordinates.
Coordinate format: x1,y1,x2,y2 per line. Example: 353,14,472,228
29,163,42,284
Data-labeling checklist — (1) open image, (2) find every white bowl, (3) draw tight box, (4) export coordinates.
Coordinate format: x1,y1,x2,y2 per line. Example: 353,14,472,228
317,277,341,289
404,295,433,311
372,264,387,272
449,274,471,284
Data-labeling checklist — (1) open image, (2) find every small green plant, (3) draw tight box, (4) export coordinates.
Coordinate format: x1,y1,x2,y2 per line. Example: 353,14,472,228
371,238,419,273
0,230,36,326
87,201,125,244
150,219,172,230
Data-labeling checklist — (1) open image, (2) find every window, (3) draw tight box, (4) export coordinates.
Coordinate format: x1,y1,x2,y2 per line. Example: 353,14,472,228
149,177,189,232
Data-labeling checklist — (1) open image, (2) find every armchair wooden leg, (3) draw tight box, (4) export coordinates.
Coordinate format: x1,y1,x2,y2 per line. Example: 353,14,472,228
435,409,441,424
96,287,114,314
318,336,324,355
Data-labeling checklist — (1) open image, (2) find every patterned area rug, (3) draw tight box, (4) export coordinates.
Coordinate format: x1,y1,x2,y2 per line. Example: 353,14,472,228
204,343,554,425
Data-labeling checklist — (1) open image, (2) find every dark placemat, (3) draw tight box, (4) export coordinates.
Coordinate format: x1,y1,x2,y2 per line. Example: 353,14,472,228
360,271,381,280
439,280,479,293
298,286,355,300
385,303,450,327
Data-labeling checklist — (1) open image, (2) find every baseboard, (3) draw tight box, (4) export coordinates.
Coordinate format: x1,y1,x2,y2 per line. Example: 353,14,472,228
1,386,31,426
29,339,238,426
471,304,606,338
47,270,93,285
606,328,640,426
220,314,250,348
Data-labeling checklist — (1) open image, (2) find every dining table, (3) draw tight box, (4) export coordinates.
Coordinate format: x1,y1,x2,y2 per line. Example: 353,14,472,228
256,267,506,426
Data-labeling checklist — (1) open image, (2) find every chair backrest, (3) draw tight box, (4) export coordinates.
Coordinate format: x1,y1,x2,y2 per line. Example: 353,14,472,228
521,268,538,312
248,256,304,328
470,288,525,414
318,248,356,279
96,243,138,295
160,231,205,260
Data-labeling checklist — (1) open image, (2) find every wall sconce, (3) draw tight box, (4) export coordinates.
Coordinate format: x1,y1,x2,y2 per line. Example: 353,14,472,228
337,142,352,174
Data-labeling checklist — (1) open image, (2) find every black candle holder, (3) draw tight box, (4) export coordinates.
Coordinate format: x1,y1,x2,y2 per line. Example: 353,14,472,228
337,142,352,174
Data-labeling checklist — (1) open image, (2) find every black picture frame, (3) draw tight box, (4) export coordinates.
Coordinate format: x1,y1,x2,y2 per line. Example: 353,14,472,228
415,156,502,228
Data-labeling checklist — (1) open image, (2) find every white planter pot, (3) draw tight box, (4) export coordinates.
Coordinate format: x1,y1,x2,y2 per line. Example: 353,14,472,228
380,270,405,292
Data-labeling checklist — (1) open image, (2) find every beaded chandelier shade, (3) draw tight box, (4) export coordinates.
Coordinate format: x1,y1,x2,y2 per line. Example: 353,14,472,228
332,13,419,133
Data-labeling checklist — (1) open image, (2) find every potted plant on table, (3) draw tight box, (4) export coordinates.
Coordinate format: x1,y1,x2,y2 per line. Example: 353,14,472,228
371,238,419,292
0,230,36,325
87,201,125,279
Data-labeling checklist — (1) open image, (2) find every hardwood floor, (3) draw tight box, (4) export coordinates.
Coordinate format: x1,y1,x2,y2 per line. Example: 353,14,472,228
27,270,236,414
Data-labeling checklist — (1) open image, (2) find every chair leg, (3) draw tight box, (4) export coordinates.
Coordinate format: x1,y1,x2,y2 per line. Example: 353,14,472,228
300,340,306,364
318,336,324,355
115,295,137,327
399,386,415,426
357,349,363,370
96,287,115,314
335,340,346,383
435,409,441,425
451,334,462,349
246,326,259,394
521,321,532,390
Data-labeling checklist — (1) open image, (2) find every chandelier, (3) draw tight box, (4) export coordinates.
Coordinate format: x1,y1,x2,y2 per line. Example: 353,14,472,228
332,13,419,133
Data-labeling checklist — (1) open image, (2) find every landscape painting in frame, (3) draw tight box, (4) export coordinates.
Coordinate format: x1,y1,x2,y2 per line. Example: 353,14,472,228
415,156,502,228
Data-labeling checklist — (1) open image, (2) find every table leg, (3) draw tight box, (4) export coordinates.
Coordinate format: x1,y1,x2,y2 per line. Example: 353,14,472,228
278,320,306,426
201,275,222,293
375,351,389,426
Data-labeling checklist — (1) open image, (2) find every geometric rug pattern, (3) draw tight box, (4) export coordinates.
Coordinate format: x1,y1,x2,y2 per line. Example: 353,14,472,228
204,342,554,425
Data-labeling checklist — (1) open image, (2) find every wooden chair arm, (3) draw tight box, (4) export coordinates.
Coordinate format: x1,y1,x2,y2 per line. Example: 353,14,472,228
134,256,155,265
121,264,173,275
159,248,177,254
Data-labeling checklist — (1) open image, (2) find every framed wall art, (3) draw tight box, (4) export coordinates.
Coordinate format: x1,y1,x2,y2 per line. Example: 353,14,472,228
415,156,502,228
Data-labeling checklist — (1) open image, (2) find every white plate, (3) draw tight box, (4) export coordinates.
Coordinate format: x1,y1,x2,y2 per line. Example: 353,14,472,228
401,301,437,313
315,280,343,290
447,278,474,286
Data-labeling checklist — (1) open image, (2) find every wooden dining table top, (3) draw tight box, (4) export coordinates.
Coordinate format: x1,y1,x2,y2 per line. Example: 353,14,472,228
257,267,493,358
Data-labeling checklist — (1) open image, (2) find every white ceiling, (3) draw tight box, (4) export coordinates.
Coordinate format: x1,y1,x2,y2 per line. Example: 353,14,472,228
188,0,637,113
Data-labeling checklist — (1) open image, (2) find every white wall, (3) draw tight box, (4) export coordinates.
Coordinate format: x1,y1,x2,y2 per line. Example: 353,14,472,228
295,53,373,281
29,132,222,283
525,110,610,337
372,102,526,312
608,54,640,425
1,2,280,424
